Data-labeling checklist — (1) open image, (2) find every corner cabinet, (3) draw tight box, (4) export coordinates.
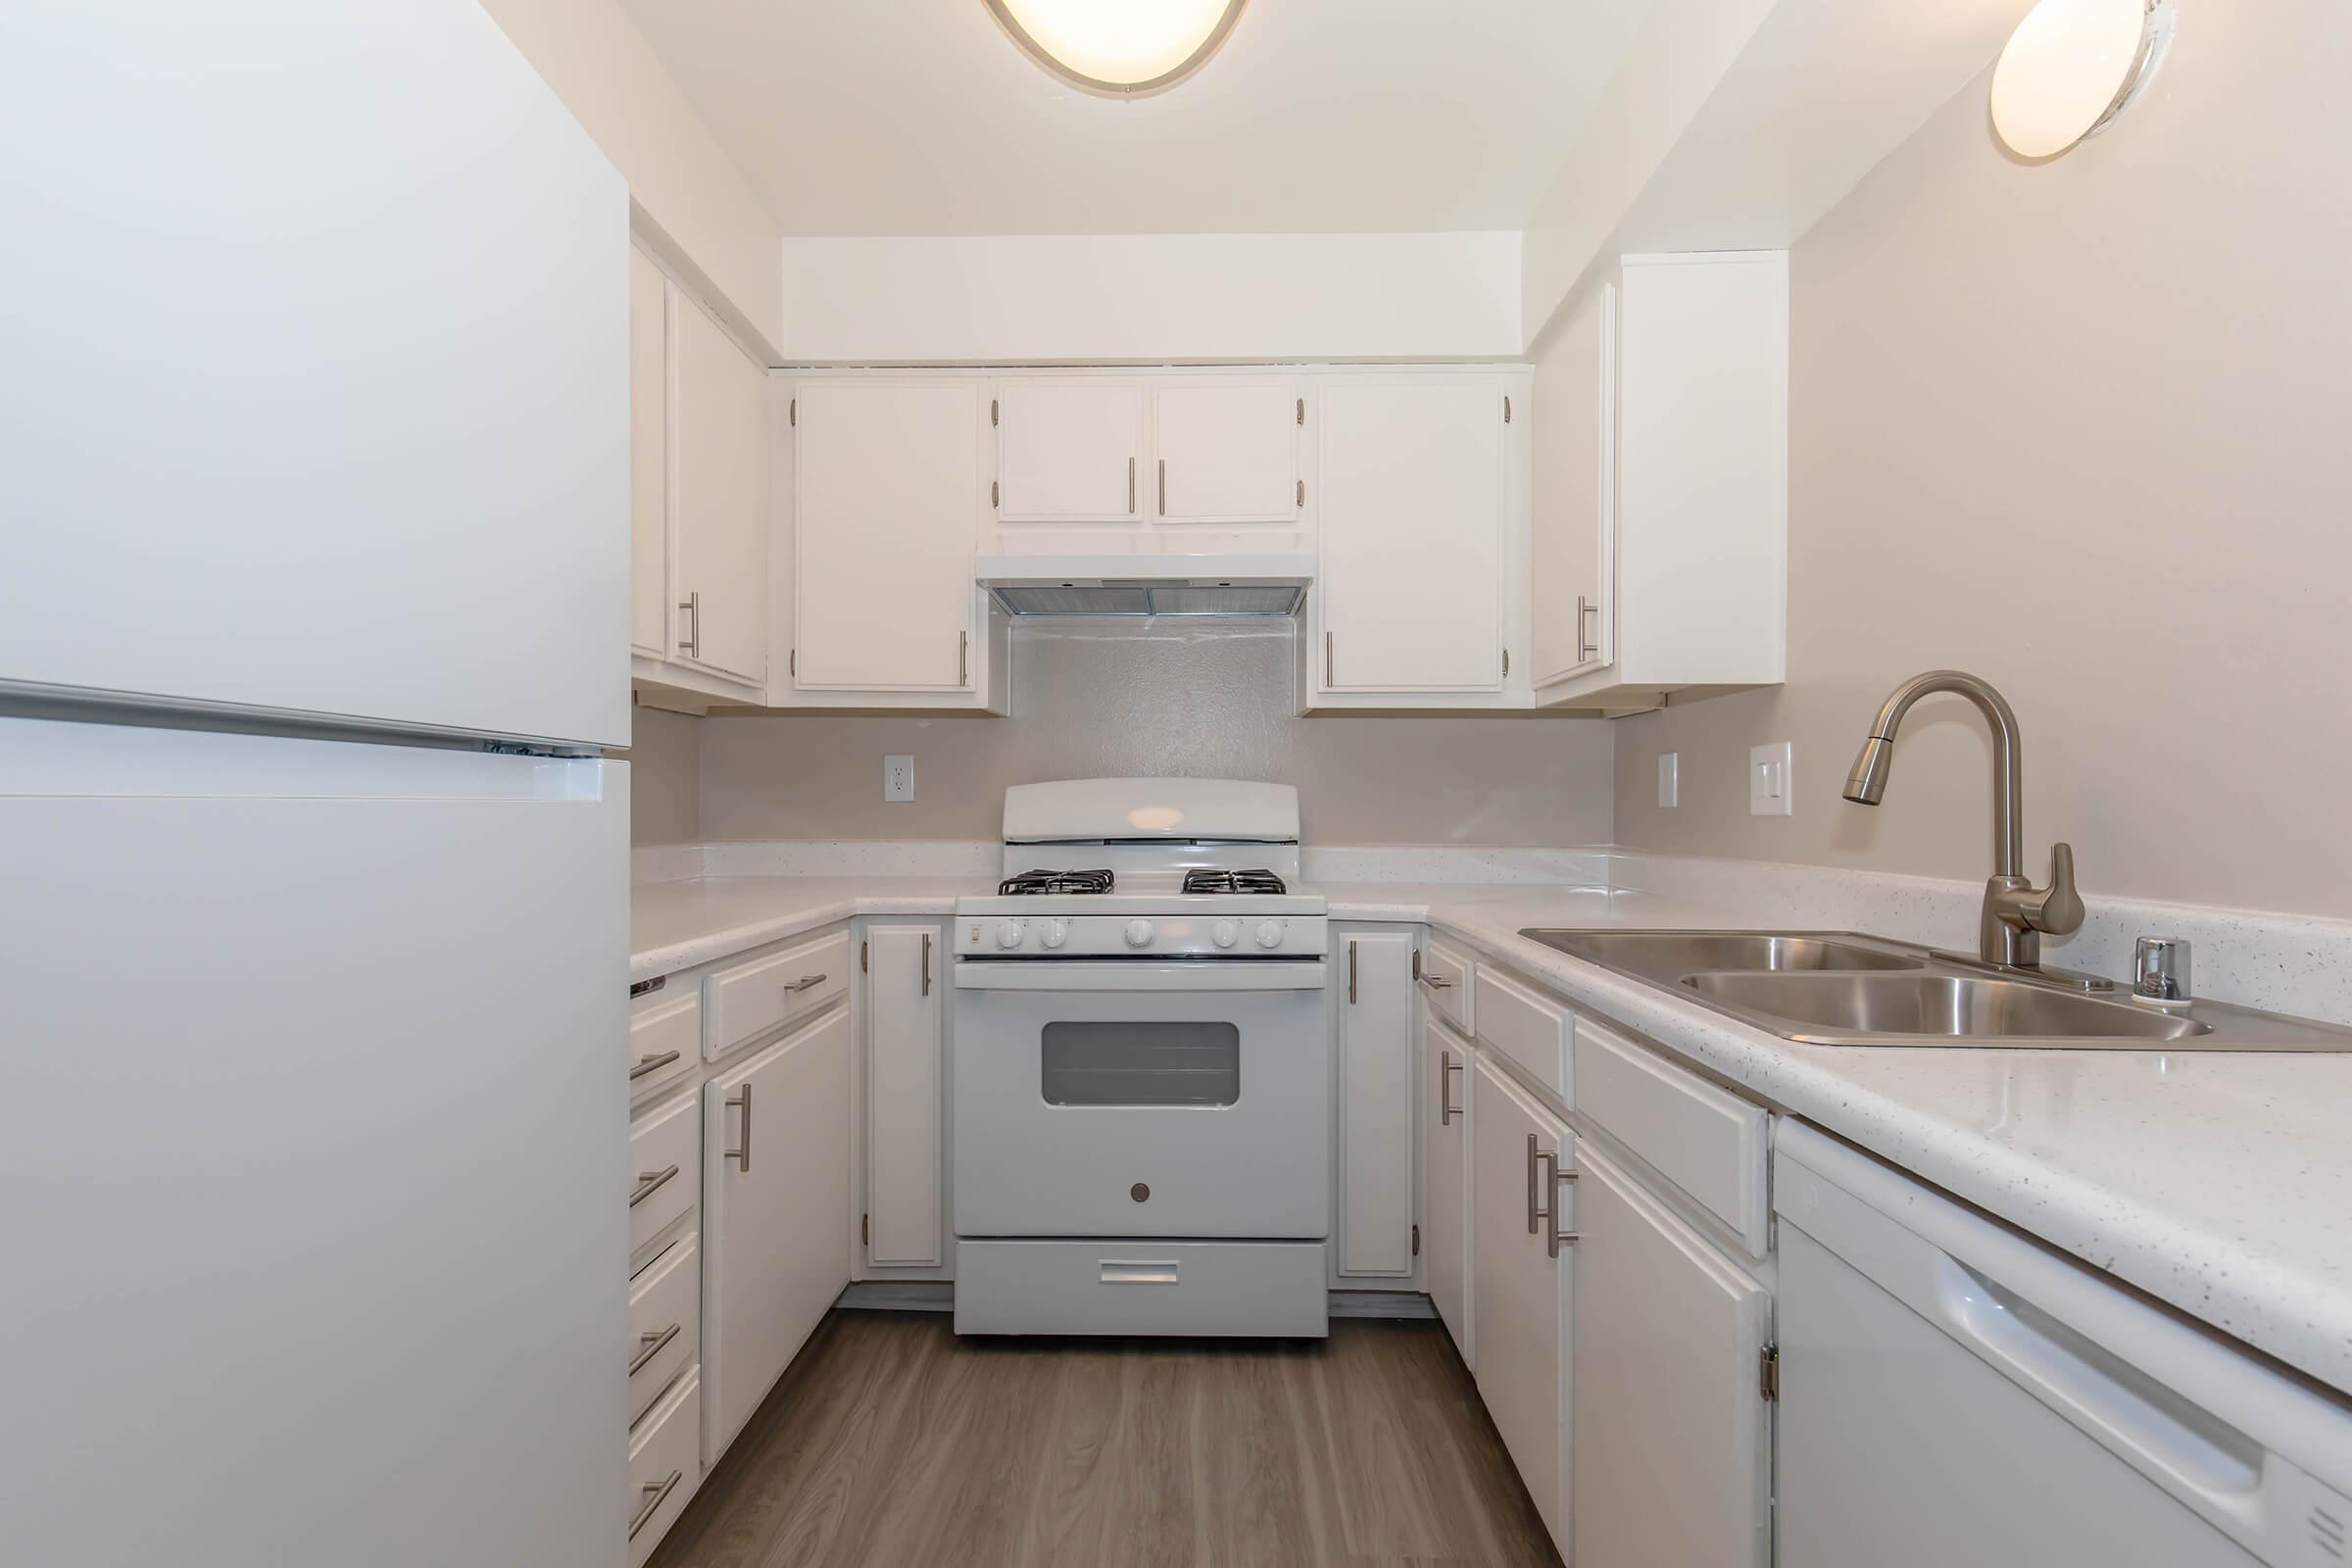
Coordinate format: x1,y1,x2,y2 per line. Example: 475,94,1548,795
1306,373,1531,710
629,242,768,710
1533,252,1788,714
774,381,1008,712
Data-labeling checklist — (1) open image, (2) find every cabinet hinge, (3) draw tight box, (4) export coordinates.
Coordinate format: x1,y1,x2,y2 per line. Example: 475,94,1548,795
1503,394,1512,424
1759,1344,1781,1401
1296,396,1304,426
1411,1223,1421,1257
1297,478,1305,508
861,1213,870,1247
790,397,796,427
991,397,999,427
860,939,869,974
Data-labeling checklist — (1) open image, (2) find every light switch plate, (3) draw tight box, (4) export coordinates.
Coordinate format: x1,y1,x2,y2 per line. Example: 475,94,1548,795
1749,742,1792,816
884,755,914,802
1658,753,1679,808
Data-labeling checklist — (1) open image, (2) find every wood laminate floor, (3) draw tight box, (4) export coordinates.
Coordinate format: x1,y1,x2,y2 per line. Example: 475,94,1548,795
650,1310,1562,1568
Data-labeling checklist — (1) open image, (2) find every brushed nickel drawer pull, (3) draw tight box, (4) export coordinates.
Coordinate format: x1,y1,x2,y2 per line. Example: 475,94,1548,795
1418,973,1455,990
627,1321,681,1377
786,972,828,993
1440,1049,1462,1126
628,1049,682,1081
629,1470,683,1541
628,1164,679,1208
725,1085,753,1171
1525,1134,1543,1236
921,932,933,998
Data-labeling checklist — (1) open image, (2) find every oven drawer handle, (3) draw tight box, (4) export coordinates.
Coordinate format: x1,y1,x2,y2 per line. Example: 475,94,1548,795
1101,1260,1181,1286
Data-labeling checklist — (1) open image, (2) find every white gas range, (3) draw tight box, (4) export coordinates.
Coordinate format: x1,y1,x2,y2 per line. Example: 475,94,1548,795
950,778,1332,1339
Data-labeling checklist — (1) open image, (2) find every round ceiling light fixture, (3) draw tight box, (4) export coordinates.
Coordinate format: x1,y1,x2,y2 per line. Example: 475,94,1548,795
1989,0,2176,160
984,0,1250,98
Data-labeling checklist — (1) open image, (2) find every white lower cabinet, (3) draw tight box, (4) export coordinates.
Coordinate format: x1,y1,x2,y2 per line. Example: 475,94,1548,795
1421,1012,1473,1362
1571,1141,1773,1568
1471,1054,1573,1549
628,1368,702,1568
863,923,944,1269
702,1007,851,1462
1337,929,1417,1277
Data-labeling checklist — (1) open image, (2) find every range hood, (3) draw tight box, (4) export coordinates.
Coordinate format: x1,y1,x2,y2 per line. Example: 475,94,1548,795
974,553,1313,617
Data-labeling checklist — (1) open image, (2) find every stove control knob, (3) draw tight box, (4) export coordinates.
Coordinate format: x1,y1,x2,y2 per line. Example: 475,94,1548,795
1211,920,1241,950
1124,919,1155,949
995,919,1025,950
1040,919,1068,951
1254,919,1287,950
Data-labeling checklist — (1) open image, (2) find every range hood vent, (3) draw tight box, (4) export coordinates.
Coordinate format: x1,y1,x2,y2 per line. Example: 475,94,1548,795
975,554,1312,618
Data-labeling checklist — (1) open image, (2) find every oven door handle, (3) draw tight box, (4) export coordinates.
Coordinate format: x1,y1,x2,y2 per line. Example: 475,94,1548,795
953,959,1329,992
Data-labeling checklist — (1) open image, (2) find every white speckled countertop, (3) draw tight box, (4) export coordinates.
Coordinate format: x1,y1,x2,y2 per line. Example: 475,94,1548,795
631,871,2352,1399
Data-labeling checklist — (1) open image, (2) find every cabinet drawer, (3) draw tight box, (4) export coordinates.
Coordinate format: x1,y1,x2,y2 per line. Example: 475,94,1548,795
1419,936,1475,1035
1475,966,1574,1099
1574,1016,1768,1257
627,1367,701,1568
628,983,699,1102
703,928,851,1061
627,1233,701,1426
628,1090,700,1264
955,1240,1328,1338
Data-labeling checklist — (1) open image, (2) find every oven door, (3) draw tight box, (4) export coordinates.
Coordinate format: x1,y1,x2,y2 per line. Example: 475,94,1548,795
953,959,1331,1239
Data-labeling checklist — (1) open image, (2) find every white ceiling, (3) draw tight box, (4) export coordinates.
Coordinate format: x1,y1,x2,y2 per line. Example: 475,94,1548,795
618,0,1654,236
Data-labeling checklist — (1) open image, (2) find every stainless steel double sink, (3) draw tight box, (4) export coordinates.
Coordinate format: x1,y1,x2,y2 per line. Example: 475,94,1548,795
1518,930,2352,1052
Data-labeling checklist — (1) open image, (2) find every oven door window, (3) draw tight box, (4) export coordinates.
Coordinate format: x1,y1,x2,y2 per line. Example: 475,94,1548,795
1039,1021,1242,1107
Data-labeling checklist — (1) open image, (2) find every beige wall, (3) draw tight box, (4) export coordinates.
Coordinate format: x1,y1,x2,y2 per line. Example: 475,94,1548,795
478,0,782,350
625,705,703,846
701,622,1616,846
1614,2,2352,918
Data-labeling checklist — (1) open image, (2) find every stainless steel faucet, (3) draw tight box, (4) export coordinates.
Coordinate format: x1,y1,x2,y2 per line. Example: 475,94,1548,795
1842,670,2084,970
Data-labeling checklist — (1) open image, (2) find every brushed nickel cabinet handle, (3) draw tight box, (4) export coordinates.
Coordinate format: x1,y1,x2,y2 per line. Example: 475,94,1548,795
1502,648,1510,678
1348,941,1358,1004
921,932,933,997
1418,973,1454,991
627,1321,681,1377
1526,1134,1543,1236
1324,630,1335,687
628,1049,681,1081
1545,1153,1579,1257
725,1084,752,1171
676,591,700,658
1297,478,1305,508
1157,457,1166,514
628,1164,679,1208
1439,1049,1462,1125
1128,456,1136,513
1577,596,1599,662
630,1471,683,1541
786,972,827,993
959,629,969,686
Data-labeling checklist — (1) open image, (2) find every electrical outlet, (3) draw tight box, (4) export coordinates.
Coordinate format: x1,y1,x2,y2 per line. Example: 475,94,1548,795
1749,742,1792,817
1657,753,1680,808
884,755,914,802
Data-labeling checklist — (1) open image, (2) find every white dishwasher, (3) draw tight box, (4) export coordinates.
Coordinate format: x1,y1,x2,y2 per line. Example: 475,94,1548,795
1774,1122,2352,1568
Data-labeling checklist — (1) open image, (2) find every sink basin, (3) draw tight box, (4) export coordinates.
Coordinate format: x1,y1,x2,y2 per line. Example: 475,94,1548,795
1527,931,1920,975
1683,972,2208,1042
1517,927,2352,1051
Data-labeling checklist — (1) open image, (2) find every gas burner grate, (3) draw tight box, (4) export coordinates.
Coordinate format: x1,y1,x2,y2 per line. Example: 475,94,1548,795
998,868,1115,896
1182,868,1288,896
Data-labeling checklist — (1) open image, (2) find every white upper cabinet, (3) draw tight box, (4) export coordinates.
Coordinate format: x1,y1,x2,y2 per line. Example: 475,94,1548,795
1529,282,1615,688
995,379,1144,522
793,381,979,691
1534,253,1788,714
670,295,769,688
1152,379,1301,523
1,2,628,747
1316,376,1513,697
628,249,670,662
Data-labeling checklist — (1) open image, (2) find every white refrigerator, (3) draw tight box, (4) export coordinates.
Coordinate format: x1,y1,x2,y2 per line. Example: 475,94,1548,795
2,5,636,1564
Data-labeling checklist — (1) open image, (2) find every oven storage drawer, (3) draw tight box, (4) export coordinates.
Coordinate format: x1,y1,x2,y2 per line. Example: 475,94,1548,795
955,1240,1330,1338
